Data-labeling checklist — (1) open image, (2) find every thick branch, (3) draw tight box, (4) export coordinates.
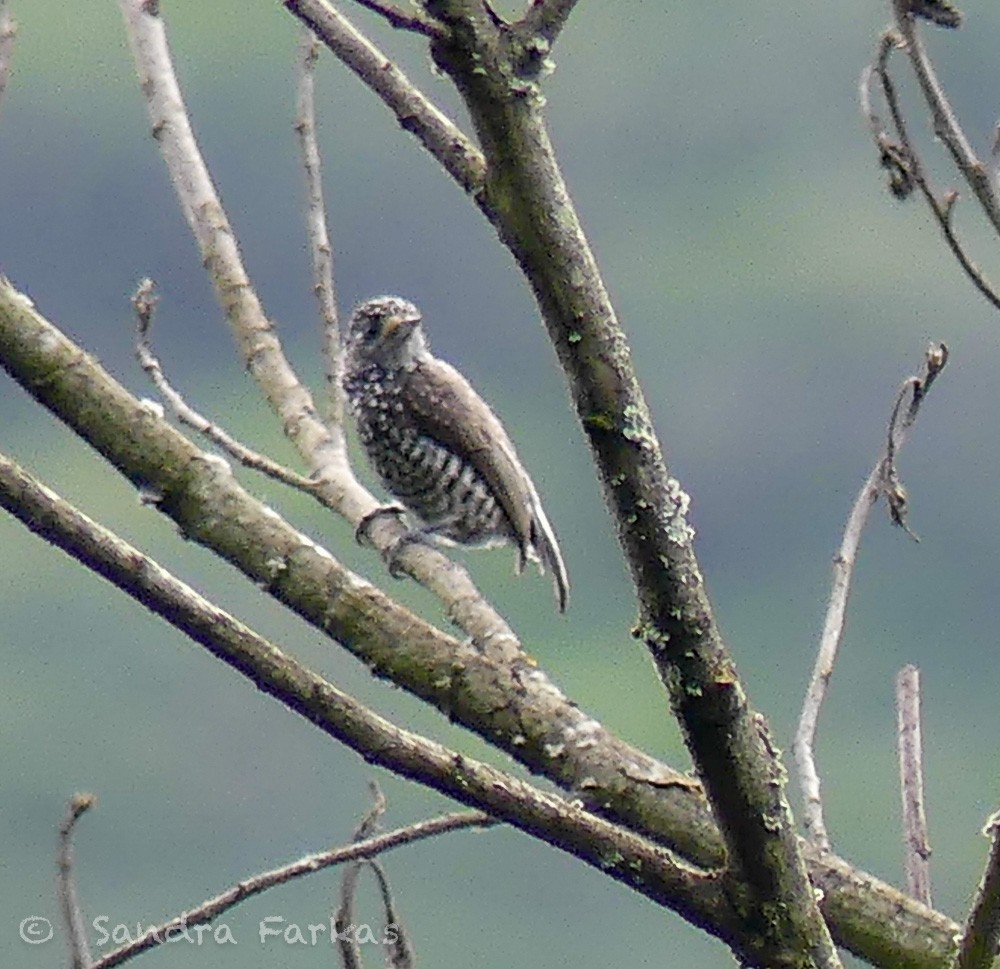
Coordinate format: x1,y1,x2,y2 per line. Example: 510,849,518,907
0,277,965,969
517,0,581,45
411,5,837,965
0,447,733,953
955,813,1000,969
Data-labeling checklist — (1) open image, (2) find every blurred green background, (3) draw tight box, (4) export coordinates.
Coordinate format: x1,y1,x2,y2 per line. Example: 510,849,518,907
2,1,999,966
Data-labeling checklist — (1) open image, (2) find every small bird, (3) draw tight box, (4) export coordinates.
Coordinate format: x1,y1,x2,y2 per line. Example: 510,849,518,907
344,295,569,611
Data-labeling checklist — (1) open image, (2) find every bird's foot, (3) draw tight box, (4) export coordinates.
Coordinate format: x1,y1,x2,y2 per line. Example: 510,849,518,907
355,505,435,578
354,504,408,547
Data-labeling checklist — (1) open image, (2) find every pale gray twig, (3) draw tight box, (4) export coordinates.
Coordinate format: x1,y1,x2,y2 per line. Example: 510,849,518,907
93,811,488,969
861,31,1000,313
132,279,320,492
896,664,932,906
795,344,948,851
294,29,344,430
57,794,96,969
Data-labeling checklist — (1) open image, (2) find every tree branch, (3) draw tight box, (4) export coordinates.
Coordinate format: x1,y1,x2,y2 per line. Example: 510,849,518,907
284,0,485,196
861,32,1000,313
0,0,15,120
132,278,320,492
91,810,486,968
0,276,966,968
294,28,344,429
403,5,839,964
0,442,736,955
897,664,932,907
795,344,948,850
954,813,1000,969
351,0,444,36
517,0,581,45
57,794,96,969
118,0,517,653
889,2,1000,238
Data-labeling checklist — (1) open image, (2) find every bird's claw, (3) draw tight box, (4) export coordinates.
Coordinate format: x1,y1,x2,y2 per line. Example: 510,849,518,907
355,506,434,579
354,504,408,547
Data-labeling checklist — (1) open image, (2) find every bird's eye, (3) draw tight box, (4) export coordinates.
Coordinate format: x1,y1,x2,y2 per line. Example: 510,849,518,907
362,314,382,342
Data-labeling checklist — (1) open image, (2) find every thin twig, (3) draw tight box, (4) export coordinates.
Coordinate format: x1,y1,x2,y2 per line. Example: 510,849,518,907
896,665,932,906
795,344,948,851
890,1,1000,237
0,0,15,119
93,812,489,969
861,31,1000,313
132,279,320,492
294,29,344,429
284,0,486,197
336,782,414,968
57,794,97,969
365,858,413,968
954,812,1000,969
352,0,443,36
335,783,388,969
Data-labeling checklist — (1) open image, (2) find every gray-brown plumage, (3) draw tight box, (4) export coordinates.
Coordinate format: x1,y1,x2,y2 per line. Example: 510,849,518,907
344,295,569,611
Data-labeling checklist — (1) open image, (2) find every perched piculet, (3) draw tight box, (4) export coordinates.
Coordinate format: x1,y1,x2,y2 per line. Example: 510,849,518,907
343,296,569,611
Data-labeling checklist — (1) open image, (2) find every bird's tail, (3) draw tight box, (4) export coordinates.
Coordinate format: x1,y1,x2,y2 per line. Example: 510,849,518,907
528,507,570,613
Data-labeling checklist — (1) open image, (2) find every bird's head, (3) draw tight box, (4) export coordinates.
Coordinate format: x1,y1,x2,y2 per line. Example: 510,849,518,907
347,296,427,368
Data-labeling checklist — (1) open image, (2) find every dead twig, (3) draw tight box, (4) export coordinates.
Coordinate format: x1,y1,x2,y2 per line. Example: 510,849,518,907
795,344,948,851
896,664,932,906
57,794,97,969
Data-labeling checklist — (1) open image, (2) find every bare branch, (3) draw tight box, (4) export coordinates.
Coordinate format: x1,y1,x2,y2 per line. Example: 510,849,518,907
285,0,485,196
861,32,1000,313
0,0,15,119
890,1,1000,236
119,0,520,655
335,782,390,969
92,811,488,969
795,344,948,851
0,278,969,969
955,813,1000,969
57,794,96,969
365,856,413,969
518,0,581,44
352,0,443,36
294,30,344,428
0,444,733,953
896,665,932,906
132,279,320,493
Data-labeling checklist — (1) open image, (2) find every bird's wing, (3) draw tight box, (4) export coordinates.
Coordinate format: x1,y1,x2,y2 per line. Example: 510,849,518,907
402,356,570,610
402,356,537,551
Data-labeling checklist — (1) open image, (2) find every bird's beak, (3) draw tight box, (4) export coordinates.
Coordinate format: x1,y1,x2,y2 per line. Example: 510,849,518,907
380,312,420,343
